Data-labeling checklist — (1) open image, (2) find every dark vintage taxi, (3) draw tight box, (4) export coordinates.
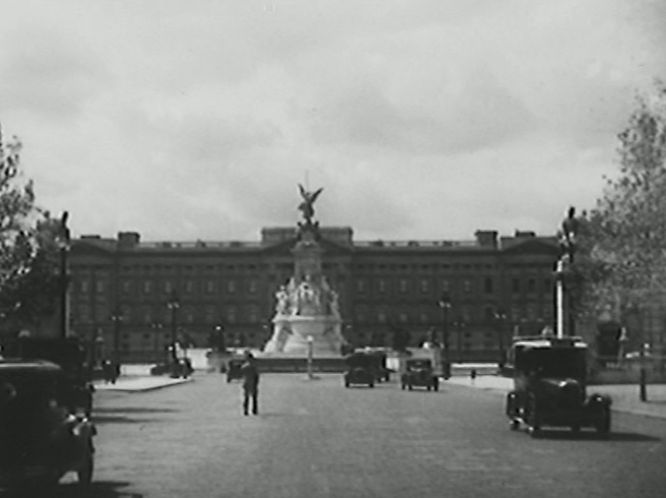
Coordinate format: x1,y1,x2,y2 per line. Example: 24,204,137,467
226,358,245,383
0,359,96,491
504,336,612,437
400,358,439,391
343,352,376,388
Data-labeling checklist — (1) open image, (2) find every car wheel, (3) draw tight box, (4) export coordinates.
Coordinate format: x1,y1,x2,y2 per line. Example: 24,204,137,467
78,451,94,487
527,395,541,437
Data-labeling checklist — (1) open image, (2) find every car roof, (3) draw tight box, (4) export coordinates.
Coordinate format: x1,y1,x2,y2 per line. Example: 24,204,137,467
0,358,63,373
512,336,587,350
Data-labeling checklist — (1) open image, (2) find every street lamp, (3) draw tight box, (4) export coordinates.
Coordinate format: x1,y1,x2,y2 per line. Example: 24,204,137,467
306,334,314,379
438,292,452,376
151,322,163,362
110,308,123,363
494,308,508,368
166,294,181,368
214,324,226,352
56,211,71,339
452,318,465,363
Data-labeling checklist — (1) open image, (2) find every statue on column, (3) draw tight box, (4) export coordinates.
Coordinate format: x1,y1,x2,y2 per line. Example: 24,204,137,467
298,184,323,225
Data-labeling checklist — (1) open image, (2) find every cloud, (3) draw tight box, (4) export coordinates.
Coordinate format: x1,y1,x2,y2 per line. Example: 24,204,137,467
1,0,664,243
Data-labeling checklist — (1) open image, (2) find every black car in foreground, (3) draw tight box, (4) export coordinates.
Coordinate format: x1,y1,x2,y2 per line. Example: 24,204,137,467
504,335,612,438
401,359,439,391
343,352,376,388
0,359,96,491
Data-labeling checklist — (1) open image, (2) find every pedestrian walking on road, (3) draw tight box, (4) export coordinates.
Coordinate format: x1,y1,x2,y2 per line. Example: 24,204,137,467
240,350,260,416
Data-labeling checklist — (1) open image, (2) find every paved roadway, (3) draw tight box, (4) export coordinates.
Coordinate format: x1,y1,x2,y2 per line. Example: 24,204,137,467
55,373,666,498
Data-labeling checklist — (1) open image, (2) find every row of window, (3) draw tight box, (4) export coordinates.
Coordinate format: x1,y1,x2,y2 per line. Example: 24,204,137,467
74,278,261,296
353,303,552,324
355,276,552,295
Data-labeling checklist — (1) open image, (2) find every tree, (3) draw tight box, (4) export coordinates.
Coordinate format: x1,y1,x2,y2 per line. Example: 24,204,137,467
583,82,666,315
0,125,63,334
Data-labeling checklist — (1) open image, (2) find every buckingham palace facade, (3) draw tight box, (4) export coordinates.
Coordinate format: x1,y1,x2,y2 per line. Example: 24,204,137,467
68,226,561,363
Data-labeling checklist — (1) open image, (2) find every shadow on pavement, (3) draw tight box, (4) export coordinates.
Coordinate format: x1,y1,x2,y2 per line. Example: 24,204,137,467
530,430,660,442
92,406,179,424
92,415,167,425
0,480,143,498
94,406,179,414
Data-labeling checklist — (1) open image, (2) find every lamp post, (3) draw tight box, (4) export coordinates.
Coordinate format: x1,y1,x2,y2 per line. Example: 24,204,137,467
151,322,163,362
110,308,123,363
214,324,226,353
306,334,314,379
438,292,452,377
494,309,508,368
166,294,180,368
56,211,71,339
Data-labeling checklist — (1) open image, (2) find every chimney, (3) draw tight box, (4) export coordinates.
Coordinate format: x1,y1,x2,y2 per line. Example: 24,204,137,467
475,230,498,249
117,231,140,248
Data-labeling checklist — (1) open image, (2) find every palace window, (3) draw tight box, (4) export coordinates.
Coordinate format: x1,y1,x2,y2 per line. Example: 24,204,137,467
399,279,409,293
512,278,520,293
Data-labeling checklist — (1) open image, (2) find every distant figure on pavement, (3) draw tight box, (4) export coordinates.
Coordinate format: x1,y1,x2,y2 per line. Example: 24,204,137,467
240,350,260,416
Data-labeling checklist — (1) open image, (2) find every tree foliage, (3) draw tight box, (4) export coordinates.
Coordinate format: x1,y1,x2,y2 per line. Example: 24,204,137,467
575,81,666,321
0,125,63,331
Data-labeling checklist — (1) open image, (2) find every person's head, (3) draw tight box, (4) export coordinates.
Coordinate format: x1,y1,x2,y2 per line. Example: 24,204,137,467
243,350,254,361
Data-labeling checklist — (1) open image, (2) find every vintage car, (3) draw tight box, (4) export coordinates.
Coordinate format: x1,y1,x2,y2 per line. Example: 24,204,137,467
401,359,439,391
365,350,392,383
226,358,245,383
343,352,376,388
504,336,612,437
0,359,96,490
1,336,94,416
151,357,194,378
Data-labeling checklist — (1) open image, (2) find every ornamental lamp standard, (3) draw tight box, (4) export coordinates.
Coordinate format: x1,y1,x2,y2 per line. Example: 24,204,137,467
55,211,71,339
214,324,226,353
166,294,181,366
150,322,163,362
494,309,508,368
110,308,123,362
438,292,452,376
306,334,314,380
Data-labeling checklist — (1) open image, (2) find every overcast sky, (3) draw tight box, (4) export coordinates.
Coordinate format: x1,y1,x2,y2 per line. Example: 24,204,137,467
1,0,664,242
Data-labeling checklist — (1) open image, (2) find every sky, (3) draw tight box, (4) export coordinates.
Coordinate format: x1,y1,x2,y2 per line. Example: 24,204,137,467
1,0,665,243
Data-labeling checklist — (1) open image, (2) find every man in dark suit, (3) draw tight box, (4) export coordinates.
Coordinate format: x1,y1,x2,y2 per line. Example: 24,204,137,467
241,351,260,416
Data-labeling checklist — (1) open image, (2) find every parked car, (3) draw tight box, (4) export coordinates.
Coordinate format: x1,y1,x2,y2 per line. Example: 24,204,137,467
226,358,245,383
0,359,96,491
343,352,376,388
504,336,612,437
365,349,392,382
1,336,94,416
401,359,439,391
